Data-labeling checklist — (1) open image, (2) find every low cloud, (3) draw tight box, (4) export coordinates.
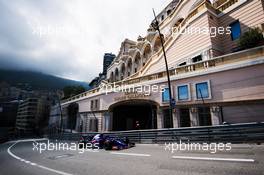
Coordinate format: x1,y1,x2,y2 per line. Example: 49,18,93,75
0,0,171,81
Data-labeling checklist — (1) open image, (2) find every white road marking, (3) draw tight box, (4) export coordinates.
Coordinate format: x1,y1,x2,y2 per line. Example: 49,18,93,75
55,155,69,159
6,138,48,143
110,152,151,157
86,149,99,153
172,156,255,163
7,140,73,175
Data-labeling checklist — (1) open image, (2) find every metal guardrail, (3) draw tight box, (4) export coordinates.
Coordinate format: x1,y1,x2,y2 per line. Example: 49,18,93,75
48,122,264,144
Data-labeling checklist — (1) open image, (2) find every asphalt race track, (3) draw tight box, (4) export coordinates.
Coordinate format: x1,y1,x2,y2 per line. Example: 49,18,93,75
0,139,263,175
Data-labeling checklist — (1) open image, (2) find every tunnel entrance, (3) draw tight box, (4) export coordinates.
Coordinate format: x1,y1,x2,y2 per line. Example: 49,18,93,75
110,100,157,131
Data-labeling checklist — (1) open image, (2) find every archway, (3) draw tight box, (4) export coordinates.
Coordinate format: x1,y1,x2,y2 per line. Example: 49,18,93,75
153,35,162,53
134,52,141,73
109,100,158,131
142,43,152,66
120,63,126,80
114,68,119,81
67,103,79,132
110,71,114,82
172,17,184,32
127,58,132,77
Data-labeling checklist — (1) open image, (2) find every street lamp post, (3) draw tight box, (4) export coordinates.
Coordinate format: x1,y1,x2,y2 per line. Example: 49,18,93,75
151,9,174,128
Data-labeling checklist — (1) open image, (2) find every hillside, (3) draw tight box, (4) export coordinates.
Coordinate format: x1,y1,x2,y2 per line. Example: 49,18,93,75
0,69,90,90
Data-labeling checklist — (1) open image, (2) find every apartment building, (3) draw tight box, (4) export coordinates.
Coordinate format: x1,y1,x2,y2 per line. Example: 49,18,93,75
16,97,50,135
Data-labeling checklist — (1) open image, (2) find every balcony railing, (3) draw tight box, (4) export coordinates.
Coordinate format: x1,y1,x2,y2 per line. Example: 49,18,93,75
61,46,264,104
213,0,239,12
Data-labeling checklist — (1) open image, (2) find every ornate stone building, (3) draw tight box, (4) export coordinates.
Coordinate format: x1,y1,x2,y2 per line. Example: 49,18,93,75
60,0,264,132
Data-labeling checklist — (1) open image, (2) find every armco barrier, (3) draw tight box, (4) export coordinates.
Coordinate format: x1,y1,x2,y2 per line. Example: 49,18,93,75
48,122,264,144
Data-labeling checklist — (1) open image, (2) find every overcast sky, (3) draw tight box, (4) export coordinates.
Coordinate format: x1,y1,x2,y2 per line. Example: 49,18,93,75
0,0,171,82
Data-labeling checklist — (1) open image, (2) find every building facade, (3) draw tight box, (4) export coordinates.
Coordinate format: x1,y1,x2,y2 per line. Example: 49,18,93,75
103,53,116,75
16,97,50,135
89,53,116,88
61,0,264,132
49,104,61,128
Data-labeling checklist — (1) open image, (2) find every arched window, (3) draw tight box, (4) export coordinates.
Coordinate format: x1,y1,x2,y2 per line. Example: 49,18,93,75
173,18,184,28
153,36,162,53
143,44,151,58
167,9,172,16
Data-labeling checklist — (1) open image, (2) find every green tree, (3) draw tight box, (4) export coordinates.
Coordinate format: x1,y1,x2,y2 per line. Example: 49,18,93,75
63,85,86,99
238,28,264,50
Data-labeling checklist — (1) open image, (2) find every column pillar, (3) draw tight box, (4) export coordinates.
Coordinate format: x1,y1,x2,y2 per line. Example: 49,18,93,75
210,106,221,125
131,63,135,75
97,113,102,133
102,112,111,132
140,56,143,69
190,107,199,126
75,114,80,132
109,112,113,131
173,108,180,128
79,114,84,132
84,114,88,132
87,113,91,132
157,108,163,129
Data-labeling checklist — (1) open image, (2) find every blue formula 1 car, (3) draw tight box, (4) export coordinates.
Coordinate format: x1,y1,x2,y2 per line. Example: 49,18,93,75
90,134,135,150
91,134,105,149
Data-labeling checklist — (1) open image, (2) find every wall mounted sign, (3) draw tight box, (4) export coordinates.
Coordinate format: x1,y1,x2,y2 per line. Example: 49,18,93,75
114,92,151,101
